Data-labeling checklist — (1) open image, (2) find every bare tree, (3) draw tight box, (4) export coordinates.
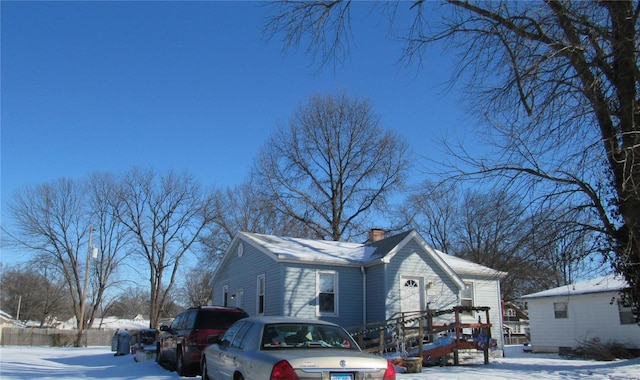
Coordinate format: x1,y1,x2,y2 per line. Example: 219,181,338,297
404,184,601,300
114,168,218,327
199,180,319,272
402,181,460,255
85,172,132,329
7,178,97,345
179,267,212,307
253,92,410,241
105,286,150,318
456,190,563,300
266,0,640,319
0,263,69,326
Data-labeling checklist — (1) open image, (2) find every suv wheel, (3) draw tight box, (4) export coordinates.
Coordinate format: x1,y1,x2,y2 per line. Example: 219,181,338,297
176,349,190,377
155,344,161,364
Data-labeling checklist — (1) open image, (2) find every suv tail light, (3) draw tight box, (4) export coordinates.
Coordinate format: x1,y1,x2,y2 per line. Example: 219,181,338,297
383,360,396,380
270,360,299,380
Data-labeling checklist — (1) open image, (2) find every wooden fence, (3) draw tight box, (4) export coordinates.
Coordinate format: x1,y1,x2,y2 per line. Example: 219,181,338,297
1,327,118,347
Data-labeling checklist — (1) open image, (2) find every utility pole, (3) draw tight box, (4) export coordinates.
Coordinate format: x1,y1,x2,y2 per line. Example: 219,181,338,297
16,295,22,322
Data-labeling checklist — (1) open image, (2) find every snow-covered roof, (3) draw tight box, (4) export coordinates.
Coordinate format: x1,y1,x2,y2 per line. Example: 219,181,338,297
241,232,379,265
520,274,628,299
435,250,508,278
0,309,14,321
239,231,505,279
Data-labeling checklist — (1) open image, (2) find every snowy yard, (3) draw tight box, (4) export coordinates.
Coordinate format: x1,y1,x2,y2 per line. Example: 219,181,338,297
0,345,639,379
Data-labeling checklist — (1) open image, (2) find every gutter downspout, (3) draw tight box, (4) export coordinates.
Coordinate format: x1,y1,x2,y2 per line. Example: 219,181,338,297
361,265,366,326
496,279,505,354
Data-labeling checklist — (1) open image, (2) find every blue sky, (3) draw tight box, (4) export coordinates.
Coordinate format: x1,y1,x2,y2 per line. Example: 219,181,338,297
1,1,471,266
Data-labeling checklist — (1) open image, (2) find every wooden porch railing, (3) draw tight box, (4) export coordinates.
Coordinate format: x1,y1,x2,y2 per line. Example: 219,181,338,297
347,306,494,365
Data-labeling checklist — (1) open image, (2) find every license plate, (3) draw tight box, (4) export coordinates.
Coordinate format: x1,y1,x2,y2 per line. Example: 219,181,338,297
330,374,354,380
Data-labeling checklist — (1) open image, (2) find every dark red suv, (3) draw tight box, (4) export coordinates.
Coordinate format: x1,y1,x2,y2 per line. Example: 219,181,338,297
156,306,248,376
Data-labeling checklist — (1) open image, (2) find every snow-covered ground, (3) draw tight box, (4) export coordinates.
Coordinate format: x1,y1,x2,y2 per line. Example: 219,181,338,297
0,345,638,379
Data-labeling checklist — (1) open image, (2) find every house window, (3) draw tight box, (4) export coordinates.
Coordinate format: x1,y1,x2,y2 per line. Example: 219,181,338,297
318,271,338,315
505,308,516,317
223,285,229,307
618,297,635,325
554,302,568,319
257,275,265,315
512,323,521,334
461,282,474,315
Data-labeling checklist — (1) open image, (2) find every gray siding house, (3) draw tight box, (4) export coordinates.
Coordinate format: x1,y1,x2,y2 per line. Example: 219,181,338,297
210,229,506,350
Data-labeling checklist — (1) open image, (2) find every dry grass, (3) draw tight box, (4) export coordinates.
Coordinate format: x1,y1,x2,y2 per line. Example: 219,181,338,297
567,339,640,361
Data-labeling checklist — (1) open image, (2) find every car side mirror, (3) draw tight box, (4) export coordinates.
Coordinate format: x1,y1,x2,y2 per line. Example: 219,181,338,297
217,338,231,348
207,334,221,344
159,325,169,332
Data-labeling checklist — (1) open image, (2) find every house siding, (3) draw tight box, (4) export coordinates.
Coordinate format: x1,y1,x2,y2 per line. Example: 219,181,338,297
211,241,281,316
365,263,386,325
526,291,640,352
384,240,459,321
458,275,505,350
281,263,364,328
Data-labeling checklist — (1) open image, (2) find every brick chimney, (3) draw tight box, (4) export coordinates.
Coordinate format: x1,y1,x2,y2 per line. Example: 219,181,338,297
368,228,385,242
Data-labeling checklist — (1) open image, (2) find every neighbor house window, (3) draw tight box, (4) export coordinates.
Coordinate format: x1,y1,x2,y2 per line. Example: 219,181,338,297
461,282,474,315
512,323,521,334
223,285,229,307
317,271,338,315
554,302,568,319
505,308,516,317
257,275,265,315
618,296,634,325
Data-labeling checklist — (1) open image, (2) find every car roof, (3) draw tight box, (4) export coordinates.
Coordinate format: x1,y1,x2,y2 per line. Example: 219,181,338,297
239,316,341,327
186,305,247,312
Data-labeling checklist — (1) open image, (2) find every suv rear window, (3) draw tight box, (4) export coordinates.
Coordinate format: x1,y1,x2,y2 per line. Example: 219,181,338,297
194,309,248,329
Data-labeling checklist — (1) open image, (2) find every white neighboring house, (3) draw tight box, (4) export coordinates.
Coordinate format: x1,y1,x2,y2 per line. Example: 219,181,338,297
520,274,639,353
1,310,16,327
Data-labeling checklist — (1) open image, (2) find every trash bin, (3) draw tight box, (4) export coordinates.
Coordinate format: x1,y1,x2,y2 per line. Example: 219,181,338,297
111,330,119,352
114,330,131,356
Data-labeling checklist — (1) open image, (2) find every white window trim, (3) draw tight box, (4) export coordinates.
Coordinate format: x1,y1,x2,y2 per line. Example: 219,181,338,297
554,302,568,319
257,274,266,315
617,298,634,325
316,270,339,316
461,281,475,316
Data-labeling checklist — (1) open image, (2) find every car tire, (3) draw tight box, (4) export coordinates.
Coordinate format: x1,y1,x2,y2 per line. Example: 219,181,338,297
155,344,161,364
235,374,245,380
176,349,192,377
201,358,209,380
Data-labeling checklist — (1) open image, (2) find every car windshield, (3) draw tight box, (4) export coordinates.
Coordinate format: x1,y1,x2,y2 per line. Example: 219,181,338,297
261,323,357,350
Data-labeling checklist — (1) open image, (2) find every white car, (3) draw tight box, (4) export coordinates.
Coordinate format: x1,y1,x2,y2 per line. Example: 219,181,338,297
201,316,396,380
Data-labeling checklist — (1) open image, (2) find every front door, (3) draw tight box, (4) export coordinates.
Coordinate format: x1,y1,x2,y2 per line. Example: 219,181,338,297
400,276,424,314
